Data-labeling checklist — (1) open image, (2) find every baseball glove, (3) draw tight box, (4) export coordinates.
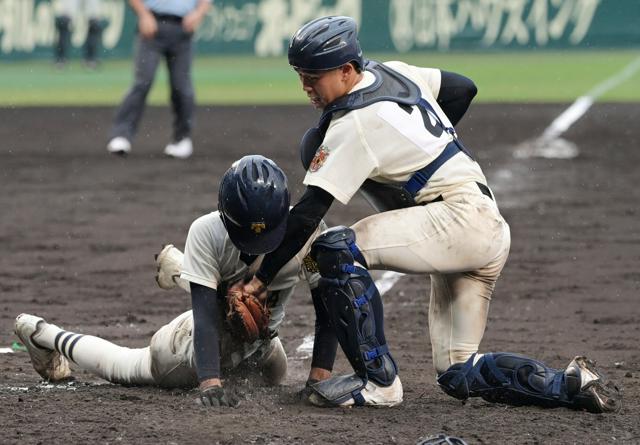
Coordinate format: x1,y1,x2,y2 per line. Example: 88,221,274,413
225,288,270,343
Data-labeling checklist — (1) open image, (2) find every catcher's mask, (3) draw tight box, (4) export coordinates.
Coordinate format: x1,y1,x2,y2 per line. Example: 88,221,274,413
288,15,364,72
218,155,290,255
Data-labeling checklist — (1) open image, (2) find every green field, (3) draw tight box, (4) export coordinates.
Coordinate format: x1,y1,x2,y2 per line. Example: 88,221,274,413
1,50,639,106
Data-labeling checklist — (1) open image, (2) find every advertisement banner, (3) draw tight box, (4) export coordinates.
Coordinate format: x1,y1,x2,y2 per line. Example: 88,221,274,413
1,0,638,60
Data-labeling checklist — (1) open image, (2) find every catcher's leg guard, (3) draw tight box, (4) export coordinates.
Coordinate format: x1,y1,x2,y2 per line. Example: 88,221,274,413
54,16,71,64
84,19,103,64
309,226,400,406
437,352,621,413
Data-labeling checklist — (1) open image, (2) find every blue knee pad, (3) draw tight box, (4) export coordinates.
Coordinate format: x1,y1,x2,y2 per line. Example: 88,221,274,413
437,352,581,409
311,226,397,386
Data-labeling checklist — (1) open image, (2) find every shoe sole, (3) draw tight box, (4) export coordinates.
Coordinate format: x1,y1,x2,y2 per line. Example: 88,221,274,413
574,356,622,413
308,393,403,408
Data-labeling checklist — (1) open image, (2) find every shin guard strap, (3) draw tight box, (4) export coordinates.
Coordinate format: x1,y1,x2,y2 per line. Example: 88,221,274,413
364,344,389,361
346,240,368,268
352,390,366,406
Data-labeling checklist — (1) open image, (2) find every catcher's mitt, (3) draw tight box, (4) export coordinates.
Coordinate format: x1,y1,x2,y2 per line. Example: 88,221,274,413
225,289,270,343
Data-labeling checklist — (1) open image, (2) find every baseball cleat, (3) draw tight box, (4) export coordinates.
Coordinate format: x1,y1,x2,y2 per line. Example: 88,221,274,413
163,137,193,159
14,313,71,382
155,244,183,290
567,356,622,413
107,137,132,156
309,375,403,408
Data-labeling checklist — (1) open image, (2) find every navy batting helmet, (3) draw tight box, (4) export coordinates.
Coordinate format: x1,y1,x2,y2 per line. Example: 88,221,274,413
288,16,364,71
218,155,290,254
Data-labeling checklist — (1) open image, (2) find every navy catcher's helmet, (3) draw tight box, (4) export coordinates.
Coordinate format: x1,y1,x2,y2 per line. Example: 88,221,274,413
288,16,364,71
218,155,290,254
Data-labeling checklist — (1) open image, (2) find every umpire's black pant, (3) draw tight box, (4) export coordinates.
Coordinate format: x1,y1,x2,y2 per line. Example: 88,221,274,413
110,17,194,143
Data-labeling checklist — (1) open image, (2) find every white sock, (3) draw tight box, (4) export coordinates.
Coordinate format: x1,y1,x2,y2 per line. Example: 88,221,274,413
33,321,155,386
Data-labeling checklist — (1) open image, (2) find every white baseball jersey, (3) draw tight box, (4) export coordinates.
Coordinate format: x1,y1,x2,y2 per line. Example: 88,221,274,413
181,210,321,292
303,61,487,204
302,61,511,374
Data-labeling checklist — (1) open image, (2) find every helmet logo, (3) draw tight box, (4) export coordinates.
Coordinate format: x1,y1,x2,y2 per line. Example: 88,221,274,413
309,145,330,172
251,222,266,233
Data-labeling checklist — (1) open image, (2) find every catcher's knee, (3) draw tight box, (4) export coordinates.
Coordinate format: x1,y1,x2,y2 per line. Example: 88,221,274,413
310,226,368,278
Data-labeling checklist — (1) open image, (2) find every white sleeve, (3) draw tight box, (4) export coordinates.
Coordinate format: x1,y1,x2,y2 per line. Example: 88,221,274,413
414,67,442,99
384,61,442,100
180,217,222,290
303,113,377,204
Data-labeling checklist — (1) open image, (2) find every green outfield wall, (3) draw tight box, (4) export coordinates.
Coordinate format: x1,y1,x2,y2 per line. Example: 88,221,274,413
1,0,639,60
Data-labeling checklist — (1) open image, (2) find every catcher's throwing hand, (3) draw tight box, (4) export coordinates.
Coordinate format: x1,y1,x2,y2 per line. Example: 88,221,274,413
226,281,270,343
242,276,267,301
197,385,240,408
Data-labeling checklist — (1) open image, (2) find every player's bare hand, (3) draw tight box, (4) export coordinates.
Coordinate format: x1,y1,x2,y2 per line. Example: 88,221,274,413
196,383,240,408
242,276,267,303
138,12,157,39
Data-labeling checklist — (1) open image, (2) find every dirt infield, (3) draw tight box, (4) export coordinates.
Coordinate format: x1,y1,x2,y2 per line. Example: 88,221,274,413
0,103,639,444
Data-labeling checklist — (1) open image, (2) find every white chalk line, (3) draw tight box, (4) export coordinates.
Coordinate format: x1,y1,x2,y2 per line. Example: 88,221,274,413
294,271,405,359
514,55,640,159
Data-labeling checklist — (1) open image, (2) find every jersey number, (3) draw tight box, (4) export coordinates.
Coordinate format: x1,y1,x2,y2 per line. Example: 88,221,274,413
417,101,444,139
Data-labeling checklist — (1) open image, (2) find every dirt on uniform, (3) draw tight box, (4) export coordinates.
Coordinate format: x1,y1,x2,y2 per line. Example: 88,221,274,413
0,103,638,444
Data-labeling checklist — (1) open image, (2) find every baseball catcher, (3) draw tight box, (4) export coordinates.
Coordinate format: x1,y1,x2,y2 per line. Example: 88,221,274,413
15,156,338,408
238,16,621,413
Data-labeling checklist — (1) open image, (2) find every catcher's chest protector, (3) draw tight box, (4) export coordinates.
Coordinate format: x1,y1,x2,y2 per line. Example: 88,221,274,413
300,61,454,212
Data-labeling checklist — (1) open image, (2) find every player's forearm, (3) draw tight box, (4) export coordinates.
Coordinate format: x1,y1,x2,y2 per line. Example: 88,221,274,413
191,283,222,381
256,186,333,285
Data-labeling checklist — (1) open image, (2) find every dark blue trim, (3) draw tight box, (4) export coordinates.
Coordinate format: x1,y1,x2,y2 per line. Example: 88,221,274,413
59,333,73,357
347,240,368,268
54,331,65,353
353,284,377,308
404,141,462,197
365,344,389,361
352,390,366,406
67,334,84,364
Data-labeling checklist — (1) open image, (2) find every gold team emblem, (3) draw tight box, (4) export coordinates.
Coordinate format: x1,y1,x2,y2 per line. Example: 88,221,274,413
309,145,330,172
251,222,266,233
302,255,319,273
